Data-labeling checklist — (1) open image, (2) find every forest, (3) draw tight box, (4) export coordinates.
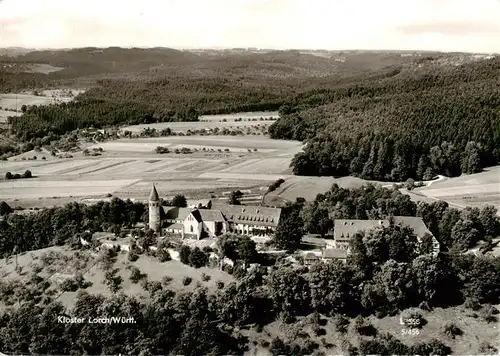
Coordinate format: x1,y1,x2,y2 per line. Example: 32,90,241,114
270,56,500,180
0,185,499,354
0,48,444,146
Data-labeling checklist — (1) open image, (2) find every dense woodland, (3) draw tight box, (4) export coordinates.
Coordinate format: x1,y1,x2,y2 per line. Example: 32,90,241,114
270,57,500,180
0,186,500,354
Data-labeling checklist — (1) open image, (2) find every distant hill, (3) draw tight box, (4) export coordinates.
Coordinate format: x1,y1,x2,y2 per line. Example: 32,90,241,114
269,54,500,181
3,47,499,182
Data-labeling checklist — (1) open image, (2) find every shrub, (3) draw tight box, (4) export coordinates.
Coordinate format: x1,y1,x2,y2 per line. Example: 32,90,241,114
480,305,498,323
359,340,387,356
74,273,92,289
201,273,211,282
129,267,147,284
157,248,171,262
334,315,349,334
128,250,139,262
59,278,79,292
182,276,192,286
443,322,463,339
161,276,173,286
215,280,225,289
146,281,162,295
478,341,497,354
140,278,150,291
411,339,451,355
354,316,377,336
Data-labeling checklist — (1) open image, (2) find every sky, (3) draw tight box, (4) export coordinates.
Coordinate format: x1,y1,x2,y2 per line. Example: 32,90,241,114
1,0,500,53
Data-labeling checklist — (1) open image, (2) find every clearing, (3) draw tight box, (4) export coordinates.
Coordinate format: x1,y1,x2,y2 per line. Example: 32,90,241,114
0,245,233,310
244,305,500,355
0,89,85,123
416,167,500,211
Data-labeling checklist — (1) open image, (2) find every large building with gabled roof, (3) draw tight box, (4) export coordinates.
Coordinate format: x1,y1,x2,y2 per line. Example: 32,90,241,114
331,215,440,256
148,184,281,239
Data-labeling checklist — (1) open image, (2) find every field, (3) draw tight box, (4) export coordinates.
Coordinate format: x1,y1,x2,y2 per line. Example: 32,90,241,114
0,131,308,205
0,89,84,122
264,176,389,204
416,167,500,211
122,111,278,133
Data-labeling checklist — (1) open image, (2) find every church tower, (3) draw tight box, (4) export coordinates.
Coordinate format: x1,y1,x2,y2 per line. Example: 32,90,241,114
148,183,161,234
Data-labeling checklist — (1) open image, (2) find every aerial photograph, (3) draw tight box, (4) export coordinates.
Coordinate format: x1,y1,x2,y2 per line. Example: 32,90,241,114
0,0,499,355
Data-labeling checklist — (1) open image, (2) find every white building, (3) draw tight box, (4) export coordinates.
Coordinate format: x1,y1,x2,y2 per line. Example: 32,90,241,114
148,184,281,239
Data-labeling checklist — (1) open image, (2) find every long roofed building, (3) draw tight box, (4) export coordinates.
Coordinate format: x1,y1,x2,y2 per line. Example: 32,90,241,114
148,184,281,239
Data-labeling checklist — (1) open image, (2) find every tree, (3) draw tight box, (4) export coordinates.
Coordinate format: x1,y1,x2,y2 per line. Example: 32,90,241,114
237,236,257,267
461,141,482,174
267,266,311,318
104,268,123,294
307,260,351,315
301,202,332,237
157,248,171,262
272,200,305,251
172,195,187,208
217,234,239,261
419,233,435,255
228,190,243,205
179,245,192,265
411,254,460,307
5,172,12,180
479,205,500,238
189,247,208,268
0,201,13,216
450,219,481,250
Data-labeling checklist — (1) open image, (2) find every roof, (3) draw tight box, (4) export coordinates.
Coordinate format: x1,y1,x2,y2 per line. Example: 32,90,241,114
165,222,183,230
334,219,389,239
190,210,203,223
211,203,282,227
187,199,211,208
322,248,348,259
392,216,432,238
302,236,327,247
304,252,320,260
199,209,226,222
149,184,160,201
162,207,192,220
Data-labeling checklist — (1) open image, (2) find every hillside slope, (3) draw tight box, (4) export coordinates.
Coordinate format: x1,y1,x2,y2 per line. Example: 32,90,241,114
269,55,500,181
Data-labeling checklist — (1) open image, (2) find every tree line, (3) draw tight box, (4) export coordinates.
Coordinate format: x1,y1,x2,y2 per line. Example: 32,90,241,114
0,198,146,257
269,56,500,180
272,184,500,253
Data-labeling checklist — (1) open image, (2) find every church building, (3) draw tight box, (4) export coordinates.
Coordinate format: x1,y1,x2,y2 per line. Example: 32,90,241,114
148,184,281,239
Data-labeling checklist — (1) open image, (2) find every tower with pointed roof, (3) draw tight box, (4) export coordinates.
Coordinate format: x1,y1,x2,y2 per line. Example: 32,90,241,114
148,183,161,234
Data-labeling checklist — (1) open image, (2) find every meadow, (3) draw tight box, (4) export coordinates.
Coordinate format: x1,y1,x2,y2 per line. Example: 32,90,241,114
416,167,500,212
0,130,305,204
0,89,84,122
